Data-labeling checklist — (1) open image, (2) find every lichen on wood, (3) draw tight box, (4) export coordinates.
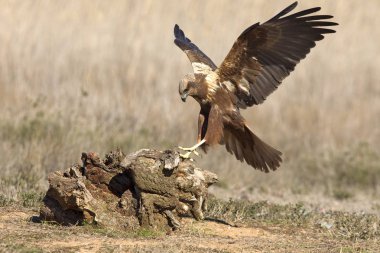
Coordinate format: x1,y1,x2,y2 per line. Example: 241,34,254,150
40,149,218,231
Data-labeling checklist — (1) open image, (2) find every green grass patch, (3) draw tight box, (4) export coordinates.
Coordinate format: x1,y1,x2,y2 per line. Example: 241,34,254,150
20,192,44,208
0,191,43,208
0,112,65,144
134,228,164,238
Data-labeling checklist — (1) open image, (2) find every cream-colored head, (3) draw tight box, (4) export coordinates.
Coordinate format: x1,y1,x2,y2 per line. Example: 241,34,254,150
178,73,196,102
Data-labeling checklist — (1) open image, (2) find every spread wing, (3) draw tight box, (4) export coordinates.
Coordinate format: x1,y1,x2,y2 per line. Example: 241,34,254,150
174,24,217,74
216,2,338,108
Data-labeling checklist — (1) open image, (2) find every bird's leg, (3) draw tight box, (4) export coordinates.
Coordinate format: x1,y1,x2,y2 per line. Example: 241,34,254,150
178,139,205,151
179,111,207,159
197,112,205,144
178,139,206,159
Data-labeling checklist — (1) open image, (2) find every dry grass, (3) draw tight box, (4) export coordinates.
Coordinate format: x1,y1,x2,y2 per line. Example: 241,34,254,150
0,0,379,207
206,198,380,241
1,201,379,253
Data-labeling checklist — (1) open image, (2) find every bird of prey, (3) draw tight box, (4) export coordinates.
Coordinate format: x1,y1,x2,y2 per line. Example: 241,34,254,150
174,2,337,172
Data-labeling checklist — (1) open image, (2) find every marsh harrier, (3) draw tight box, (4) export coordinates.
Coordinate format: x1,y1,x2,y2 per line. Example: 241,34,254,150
175,2,337,172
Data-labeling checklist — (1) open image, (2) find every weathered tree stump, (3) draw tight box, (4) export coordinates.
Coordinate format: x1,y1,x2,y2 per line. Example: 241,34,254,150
39,149,218,231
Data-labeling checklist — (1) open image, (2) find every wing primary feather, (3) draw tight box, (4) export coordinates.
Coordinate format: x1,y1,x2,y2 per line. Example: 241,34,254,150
298,15,334,21
174,24,186,40
267,2,298,22
312,28,336,34
282,7,322,20
307,21,339,27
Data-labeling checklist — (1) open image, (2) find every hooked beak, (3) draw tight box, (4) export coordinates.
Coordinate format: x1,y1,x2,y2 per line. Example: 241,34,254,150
181,92,188,102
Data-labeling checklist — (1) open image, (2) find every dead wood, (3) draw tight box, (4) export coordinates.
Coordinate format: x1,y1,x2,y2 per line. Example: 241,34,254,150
39,149,218,231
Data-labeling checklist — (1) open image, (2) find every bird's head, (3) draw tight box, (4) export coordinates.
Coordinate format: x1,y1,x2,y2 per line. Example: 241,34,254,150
178,73,197,102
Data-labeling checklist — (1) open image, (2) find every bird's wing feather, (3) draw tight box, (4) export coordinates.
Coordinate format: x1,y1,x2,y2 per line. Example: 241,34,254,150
224,124,282,172
216,2,338,108
174,24,217,74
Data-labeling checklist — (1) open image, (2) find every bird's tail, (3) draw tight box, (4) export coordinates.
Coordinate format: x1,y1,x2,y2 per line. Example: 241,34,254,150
224,124,282,172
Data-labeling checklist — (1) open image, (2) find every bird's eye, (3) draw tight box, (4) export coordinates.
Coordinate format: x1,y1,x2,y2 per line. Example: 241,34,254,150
184,88,189,93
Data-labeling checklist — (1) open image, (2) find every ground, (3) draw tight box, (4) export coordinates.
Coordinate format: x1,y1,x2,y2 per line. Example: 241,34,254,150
1,202,379,253
0,1,379,253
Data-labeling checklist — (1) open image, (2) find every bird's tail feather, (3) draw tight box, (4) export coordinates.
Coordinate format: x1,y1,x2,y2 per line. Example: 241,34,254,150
224,124,282,172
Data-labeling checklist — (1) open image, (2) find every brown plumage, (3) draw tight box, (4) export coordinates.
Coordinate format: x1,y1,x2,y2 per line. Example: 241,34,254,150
174,2,337,172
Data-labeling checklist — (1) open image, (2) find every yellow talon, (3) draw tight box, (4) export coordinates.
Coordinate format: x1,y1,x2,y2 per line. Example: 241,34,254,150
178,146,193,151
179,151,192,159
178,139,205,160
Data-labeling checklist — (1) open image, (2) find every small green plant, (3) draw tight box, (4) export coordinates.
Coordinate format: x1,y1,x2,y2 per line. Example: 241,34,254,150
20,192,43,208
134,228,163,238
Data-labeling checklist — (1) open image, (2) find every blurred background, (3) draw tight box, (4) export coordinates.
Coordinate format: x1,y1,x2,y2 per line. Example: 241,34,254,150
0,0,379,212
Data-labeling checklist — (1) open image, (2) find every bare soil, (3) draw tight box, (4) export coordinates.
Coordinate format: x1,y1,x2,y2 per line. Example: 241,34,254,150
0,207,378,253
